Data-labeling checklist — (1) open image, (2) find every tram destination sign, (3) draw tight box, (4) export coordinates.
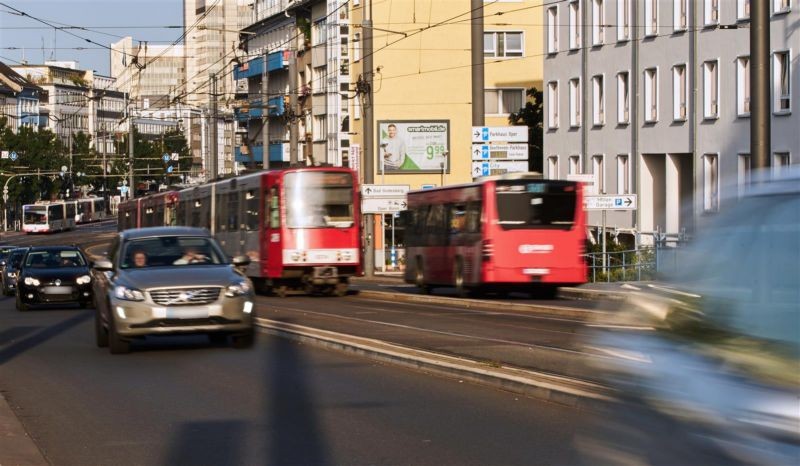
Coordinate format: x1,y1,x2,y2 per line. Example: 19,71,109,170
584,195,638,211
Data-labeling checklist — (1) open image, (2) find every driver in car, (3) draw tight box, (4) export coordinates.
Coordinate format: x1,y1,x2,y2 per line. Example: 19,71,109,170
173,246,207,265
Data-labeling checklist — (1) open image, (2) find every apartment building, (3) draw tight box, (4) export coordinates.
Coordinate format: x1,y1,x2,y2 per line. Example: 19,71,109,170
0,61,45,133
544,0,799,242
110,37,186,109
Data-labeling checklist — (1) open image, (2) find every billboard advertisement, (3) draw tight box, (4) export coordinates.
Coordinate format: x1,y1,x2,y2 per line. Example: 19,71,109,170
377,120,450,173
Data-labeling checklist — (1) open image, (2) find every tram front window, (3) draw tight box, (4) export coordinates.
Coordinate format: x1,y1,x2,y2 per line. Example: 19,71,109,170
285,172,354,228
23,206,47,225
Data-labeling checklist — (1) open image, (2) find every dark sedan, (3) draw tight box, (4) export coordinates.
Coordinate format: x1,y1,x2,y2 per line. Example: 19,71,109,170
16,246,93,311
3,247,29,296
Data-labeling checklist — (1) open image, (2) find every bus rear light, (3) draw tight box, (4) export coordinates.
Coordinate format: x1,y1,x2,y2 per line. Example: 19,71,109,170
482,240,494,260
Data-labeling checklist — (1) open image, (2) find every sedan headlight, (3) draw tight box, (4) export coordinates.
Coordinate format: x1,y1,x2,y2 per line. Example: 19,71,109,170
7,271,16,278
114,285,145,301
225,281,251,297
76,275,92,285
23,277,40,286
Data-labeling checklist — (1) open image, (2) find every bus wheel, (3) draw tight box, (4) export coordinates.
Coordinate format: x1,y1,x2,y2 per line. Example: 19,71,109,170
414,257,428,292
275,285,288,298
333,282,348,297
454,257,468,298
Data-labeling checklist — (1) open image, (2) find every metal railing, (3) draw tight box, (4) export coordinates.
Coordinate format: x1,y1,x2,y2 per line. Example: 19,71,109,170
584,243,687,283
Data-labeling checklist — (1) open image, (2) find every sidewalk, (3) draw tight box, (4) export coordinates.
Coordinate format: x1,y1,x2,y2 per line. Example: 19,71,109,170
0,394,48,465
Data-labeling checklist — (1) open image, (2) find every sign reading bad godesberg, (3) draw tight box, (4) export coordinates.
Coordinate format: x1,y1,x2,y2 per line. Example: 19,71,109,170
361,184,410,198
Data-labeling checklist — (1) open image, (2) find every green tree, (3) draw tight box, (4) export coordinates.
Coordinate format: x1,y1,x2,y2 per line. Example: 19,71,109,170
508,87,543,173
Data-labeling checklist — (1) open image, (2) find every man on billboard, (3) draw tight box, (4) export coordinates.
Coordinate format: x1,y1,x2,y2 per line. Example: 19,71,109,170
381,123,407,170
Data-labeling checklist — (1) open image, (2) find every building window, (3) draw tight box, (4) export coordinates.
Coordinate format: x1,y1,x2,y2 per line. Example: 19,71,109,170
617,0,630,41
644,68,658,123
617,154,630,194
737,0,750,19
703,60,719,119
547,6,558,54
592,155,605,194
773,51,791,113
592,75,605,126
569,78,581,127
484,31,524,58
617,71,630,124
484,88,525,115
674,0,688,31
737,56,751,116
705,0,720,26
773,0,791,14
548,155,560,179
569,155,581,174
592,0,605,46
738,153,751,196
673,64,687,121
548,81,559,129
353,33,361,61
703,154,719,212
569,1,581,50
313,115,326,141
644,0,658,36
773,152,791,176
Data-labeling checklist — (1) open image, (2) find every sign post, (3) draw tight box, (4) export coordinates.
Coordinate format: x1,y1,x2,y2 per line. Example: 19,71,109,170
583,195,638,276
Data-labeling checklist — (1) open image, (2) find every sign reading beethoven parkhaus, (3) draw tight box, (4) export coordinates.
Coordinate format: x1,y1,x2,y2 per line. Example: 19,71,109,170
377,120,450,173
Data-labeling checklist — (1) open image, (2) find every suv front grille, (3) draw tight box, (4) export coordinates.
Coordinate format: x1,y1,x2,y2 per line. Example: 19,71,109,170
149,287,222,306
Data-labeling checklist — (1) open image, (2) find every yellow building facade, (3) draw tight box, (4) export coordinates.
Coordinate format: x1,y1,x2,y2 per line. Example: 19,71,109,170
349,0,543,190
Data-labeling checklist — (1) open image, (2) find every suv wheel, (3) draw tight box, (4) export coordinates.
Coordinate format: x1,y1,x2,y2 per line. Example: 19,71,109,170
95,309,109,348
231,330,255,349
108,319,130,354
15,295,28,312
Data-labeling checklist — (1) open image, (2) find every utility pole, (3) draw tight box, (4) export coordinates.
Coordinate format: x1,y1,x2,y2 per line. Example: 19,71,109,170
363,0,375,277
470,0,484,125
128,108,135,199
750,0,770,173
289,49,299,166
210,72,219,179
261,50,270,170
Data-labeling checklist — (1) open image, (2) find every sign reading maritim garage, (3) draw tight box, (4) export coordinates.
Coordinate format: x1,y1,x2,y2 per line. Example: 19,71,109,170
584,195,638,211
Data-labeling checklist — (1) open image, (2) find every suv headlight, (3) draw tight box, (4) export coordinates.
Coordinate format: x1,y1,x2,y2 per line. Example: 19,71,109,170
76,275,92,285
7,271,17,278
225,281,251,297
114,285,145,301
23,277,40,286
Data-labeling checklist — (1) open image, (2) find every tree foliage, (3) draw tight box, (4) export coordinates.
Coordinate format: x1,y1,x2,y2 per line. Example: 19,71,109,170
508,87,544,173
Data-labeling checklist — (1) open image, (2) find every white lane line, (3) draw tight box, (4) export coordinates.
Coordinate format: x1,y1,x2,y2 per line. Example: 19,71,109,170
256,302,588,357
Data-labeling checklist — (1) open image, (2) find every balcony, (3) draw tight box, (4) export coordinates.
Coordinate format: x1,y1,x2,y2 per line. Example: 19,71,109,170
267,96,285,116
233,57,264,80
267,50,290,72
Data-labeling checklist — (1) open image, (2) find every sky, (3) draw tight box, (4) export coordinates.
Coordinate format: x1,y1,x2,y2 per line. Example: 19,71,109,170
0,0,183,76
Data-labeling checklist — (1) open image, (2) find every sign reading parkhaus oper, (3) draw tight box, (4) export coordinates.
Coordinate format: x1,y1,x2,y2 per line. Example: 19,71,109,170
378,120,450,173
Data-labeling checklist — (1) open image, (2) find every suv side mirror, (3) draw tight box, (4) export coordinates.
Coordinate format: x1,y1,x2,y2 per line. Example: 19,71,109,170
232,255,250,267
93,259,114,271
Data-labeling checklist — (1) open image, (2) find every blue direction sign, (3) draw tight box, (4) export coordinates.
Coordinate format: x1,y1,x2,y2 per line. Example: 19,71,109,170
9,151,18,161
162,153,170,162
167,165,174,173
481,145,489,159
481,162,490,177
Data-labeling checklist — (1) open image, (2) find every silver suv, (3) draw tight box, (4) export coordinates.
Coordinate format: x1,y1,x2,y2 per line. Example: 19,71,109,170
92,227,255,354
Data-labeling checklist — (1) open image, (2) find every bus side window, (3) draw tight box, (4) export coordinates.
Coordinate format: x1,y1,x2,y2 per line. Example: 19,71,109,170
465,201,481,233
268,188,281,229
427,204,445,246
449,204,467,236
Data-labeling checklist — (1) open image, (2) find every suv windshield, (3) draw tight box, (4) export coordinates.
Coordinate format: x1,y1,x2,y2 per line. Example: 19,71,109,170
121,236,226,269
25,250,87,268
495,181,577,230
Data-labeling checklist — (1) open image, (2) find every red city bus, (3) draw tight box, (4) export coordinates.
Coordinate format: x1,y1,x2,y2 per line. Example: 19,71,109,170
403,173,587,297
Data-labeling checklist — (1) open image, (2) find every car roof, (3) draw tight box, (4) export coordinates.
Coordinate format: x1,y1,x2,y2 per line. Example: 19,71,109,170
28,246,81,251
120,226,211,241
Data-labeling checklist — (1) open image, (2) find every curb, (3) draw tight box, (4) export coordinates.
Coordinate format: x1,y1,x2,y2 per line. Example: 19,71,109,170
254,318,612,409
0,393,49,466
354,289,613,322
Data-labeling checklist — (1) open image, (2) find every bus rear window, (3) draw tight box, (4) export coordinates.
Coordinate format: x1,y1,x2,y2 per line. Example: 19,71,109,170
495,181,576,230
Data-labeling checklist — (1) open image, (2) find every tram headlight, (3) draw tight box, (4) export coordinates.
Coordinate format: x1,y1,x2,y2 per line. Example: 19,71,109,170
290,251,302,262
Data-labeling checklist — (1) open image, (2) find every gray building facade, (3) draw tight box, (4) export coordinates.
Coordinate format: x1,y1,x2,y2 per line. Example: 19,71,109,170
544,0,799,243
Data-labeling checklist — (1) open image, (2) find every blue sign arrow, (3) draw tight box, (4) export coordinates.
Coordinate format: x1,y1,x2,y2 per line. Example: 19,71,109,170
167,165,174,173
481,145,489,159
9,151,17,161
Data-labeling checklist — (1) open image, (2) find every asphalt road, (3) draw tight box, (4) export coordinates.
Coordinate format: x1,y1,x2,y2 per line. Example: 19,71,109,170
0,298,588,465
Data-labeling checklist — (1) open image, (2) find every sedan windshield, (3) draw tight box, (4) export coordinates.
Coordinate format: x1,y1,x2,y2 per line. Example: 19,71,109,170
24,250,87,268
121,236,226,269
